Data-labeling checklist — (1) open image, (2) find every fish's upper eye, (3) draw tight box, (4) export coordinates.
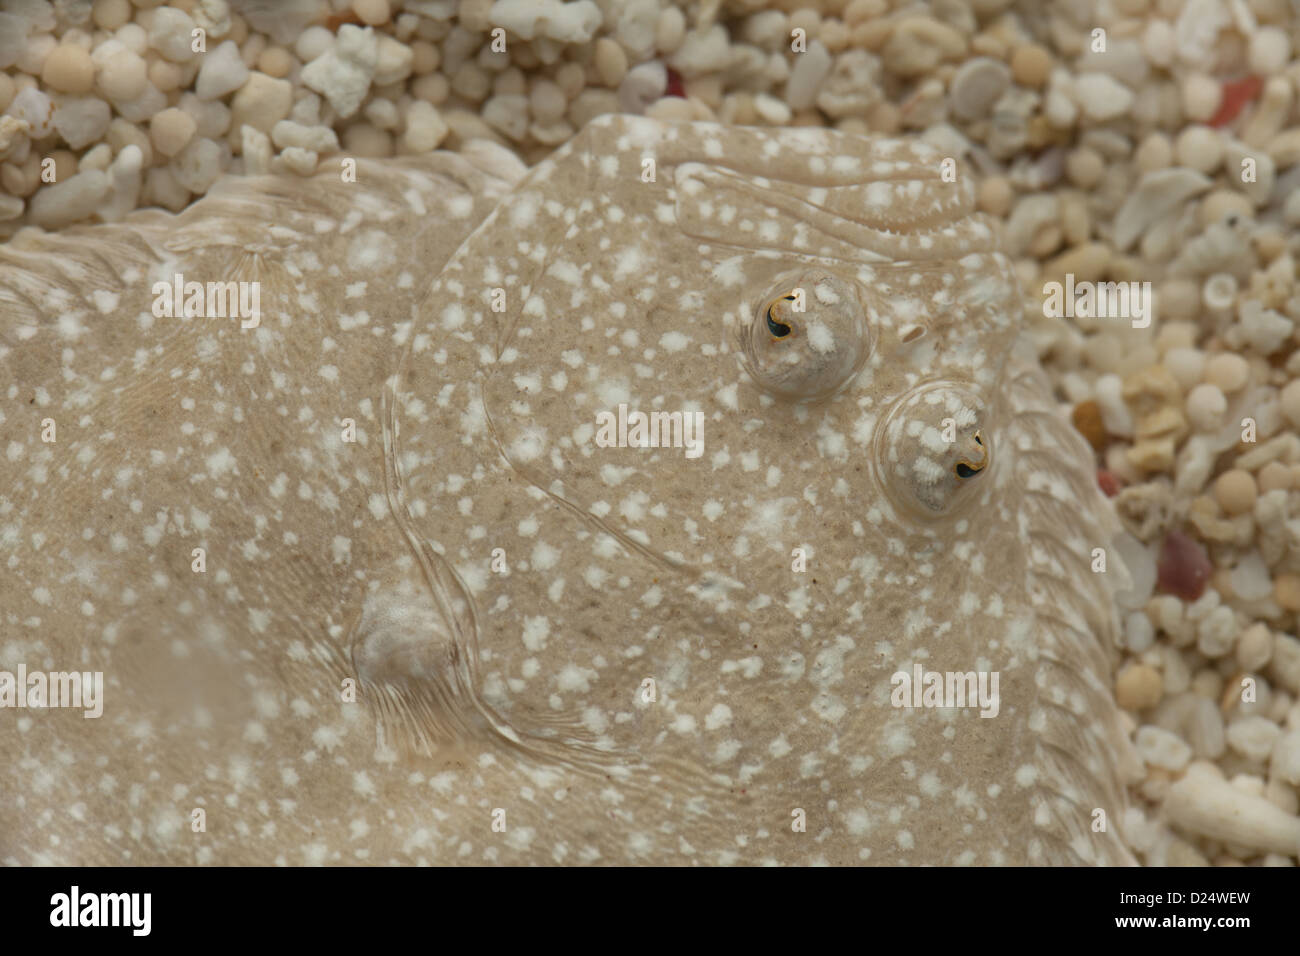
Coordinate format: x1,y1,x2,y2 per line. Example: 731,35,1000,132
741,273,872,402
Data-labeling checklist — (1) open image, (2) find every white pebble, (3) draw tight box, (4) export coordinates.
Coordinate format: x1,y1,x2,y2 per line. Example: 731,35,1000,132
655,5,686,55
1204,351,1249,392
147,7,198,63
195,40,249,100
785,39,832,112
1238,622,1274,671
1144,19,1175,66
277,146,318,176
1163,347,1204,391
150,107,197,158
669,25,732,78
1073,73,1134,121
530,79,566,126
99,143,143,222
1094,373,1134,438
1272,634,1300,694
1175,125,1222,174
1249,26,1291,75
79,143,112,173
1196,605,1237,658
1187,697,1226,759
489,0,601,44
1165,764,1300,856
1227,715,1282,762
1135,724,1193,771
615,0,657,61
949,56,1010,120
295,26,334,63
402,100,448,152
617,61,666,115
28,169,109,228
240,124,272,175
1231,555,1273,603
112,81,166,124
170,136,224,194
1280,380,1300,428
1181,72,1221,123
179,92,231,139
0,193,22,220
1124,610,1155,653
95,47,147,102
115,23,147,56
1272,730,1300,786
16,34,55,76
373,35,413,87
144,165,189,211
271,120,338,152
7,87,54,138
754,92,791,125
1239,300,1294,355
230,71,294,134
481,93,528,141
300,24,378,120
52,97,110,150
363,97,400,129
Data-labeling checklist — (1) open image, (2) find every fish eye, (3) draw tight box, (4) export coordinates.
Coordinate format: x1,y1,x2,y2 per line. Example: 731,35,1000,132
766,303,793,339
741,272,872,402
876,383,992,517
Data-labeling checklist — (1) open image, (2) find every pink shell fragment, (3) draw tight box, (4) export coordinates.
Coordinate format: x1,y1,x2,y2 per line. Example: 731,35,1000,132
1156,529,1213,601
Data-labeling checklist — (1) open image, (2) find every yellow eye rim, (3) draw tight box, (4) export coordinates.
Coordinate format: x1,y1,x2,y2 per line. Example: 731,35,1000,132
955,432,987,478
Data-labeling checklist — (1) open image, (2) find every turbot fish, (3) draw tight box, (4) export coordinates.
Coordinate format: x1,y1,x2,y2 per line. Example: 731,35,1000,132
0,117,1137,865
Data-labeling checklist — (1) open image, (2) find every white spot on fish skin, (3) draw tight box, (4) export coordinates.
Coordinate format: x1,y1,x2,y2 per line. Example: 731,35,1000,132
509,192,542,229
522,616,550,651
613,246,644,280
205,447,236,479
704,704,732,730
531,541,559,571
441,304,467,330
92,290,120,314
1015,765,1039,788
659,331,689,352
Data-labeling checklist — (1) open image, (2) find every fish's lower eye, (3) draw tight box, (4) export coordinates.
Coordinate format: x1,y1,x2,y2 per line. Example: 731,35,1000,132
956,462,978,478
766,307,792,338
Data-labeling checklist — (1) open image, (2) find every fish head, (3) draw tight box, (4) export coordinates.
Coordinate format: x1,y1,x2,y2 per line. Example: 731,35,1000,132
381,116,1132,863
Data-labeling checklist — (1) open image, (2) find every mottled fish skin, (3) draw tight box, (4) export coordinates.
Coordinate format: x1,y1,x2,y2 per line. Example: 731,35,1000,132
381,116,1137,864
0,146,524,865
0,117,1135,865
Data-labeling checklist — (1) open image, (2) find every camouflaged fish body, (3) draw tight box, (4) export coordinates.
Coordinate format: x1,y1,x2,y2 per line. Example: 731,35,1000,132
1,117,1134,865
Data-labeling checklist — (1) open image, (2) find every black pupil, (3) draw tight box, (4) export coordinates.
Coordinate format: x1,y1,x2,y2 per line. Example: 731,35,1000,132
766,307,792,338
956,463,976,478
